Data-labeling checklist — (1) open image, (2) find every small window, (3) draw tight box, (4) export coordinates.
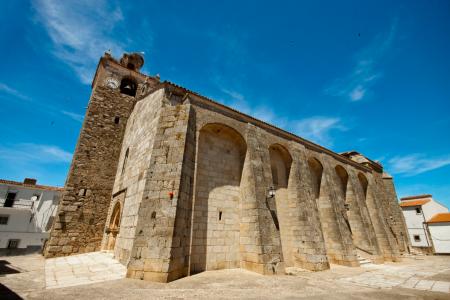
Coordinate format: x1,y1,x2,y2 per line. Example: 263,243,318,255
413,235,421,242
219,211,223,221
7,239,20,249
0,215,9,225
122,148,129,175
415,207,422,214
4,192,16,207
114,116,120,124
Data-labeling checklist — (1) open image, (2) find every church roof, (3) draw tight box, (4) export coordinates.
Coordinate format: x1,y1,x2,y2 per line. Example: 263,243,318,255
161,80,376,172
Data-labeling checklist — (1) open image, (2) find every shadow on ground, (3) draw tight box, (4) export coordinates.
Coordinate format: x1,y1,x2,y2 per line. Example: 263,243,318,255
0,283,23,300
0,261,20,276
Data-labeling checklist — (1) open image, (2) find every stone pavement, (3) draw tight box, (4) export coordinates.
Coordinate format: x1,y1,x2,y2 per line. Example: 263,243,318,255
339,258,450,293
1,253,450,299
45,251,126,289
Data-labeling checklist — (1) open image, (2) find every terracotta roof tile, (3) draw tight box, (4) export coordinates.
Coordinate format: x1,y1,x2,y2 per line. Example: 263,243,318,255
0,179,63,191
427,213,450,223
399,199,431,207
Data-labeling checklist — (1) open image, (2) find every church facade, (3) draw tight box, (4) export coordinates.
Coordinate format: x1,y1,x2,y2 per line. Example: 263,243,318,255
44,53,410,282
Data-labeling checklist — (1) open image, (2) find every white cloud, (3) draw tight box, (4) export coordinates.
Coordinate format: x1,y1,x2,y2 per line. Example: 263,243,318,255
61,110,84,123
218,88,288,127
0,143,72,164
350,85,366,101
0,83,31,101
32,0,127,84
221,88,245,102
388,154,450,176
39,145,72,162
292,117,346,147
325,20,397,101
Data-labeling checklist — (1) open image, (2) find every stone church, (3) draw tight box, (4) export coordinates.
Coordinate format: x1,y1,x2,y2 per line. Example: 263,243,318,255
44,52,410,282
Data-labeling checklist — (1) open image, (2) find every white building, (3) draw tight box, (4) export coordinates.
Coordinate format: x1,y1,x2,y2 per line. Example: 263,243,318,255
400,194,449,254
427,213,450,254
0,178,62,253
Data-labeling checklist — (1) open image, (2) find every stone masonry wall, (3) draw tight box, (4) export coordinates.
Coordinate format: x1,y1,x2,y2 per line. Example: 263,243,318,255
346,168,383,262
366,173,400,261
269,146,292,267
171,104,196,278
101,89,165,264
382,175,411,253
47,55,409,282
319,155,358,266
45,84,136,257
283,143,329,271
334,168,372,252
190,124,244,273
371,172,401,260
126,103,192,282
239,124,284,274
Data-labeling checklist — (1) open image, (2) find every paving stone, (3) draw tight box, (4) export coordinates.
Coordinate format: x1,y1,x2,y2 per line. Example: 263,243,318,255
431,281,450,293
45,252,126,289
339,263,450,294
414,280,434,290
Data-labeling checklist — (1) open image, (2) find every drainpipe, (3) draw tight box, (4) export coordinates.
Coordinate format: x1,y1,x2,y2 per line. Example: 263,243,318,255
419,206,433,252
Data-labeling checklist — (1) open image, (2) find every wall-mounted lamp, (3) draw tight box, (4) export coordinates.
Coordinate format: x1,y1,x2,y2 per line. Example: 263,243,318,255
267,186,276,198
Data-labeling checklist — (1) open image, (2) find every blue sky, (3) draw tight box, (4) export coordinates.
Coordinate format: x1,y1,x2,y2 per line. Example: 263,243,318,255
1,0,449,207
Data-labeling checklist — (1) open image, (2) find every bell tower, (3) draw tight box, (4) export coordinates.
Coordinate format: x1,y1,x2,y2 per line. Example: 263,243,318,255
45,52,158,257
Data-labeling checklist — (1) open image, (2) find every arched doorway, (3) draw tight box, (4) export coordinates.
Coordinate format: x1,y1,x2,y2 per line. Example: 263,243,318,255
106,202,122,251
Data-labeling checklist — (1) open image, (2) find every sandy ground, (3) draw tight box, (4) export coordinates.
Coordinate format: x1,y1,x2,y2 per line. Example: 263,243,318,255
1,253,450,299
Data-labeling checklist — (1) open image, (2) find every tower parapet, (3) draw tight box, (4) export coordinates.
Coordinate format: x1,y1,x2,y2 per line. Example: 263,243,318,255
119,52,144,71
